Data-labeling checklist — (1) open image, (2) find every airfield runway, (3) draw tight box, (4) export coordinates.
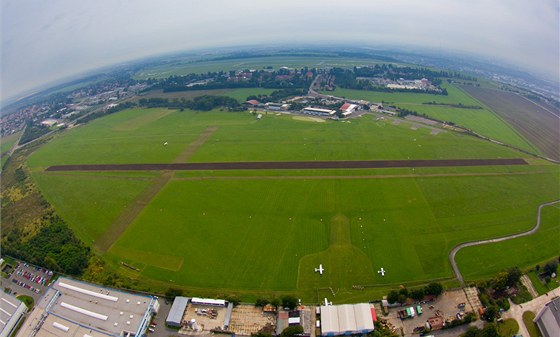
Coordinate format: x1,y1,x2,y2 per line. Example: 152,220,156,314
46,158,527,172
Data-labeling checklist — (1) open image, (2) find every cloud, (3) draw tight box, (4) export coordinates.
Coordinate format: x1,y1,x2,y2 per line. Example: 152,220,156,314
1,0,558,100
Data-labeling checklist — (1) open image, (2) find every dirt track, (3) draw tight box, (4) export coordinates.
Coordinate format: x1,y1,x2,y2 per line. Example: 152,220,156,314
46,158,527,172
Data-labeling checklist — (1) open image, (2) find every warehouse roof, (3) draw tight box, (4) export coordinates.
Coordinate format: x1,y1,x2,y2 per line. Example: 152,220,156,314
16,277,159,337
166,297,190,327
320,303,375,336
0,291,27,337
534,297,560,337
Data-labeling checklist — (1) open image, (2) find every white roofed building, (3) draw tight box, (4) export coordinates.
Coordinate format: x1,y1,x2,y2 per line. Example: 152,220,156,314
16,277,159,337
0,291,27,337
320,303,375,336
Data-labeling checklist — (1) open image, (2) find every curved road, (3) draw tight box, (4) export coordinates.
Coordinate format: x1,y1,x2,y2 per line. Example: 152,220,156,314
449,199,560,286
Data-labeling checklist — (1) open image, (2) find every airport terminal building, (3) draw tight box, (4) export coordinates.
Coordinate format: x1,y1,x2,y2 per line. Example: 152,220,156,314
16,277,159,337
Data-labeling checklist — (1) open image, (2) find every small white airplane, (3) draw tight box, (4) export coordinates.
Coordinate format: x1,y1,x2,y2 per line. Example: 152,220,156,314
378,267,386,277
315,264,324,275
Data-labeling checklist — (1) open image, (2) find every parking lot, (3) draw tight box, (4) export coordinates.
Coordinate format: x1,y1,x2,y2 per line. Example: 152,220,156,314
385,289,476,336
1,261,53,302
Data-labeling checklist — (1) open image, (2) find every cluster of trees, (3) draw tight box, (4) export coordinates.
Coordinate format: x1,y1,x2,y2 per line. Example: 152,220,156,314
535,258,559,283
477,267,523,321
255,295,298,310
138,95,241,111
330,67,448,95
82,256,137,289
422,101,482,109
387,282,443,304
246,88,306,103
152,67,315,92
2,213,90,275
461,323,500,337
19,122,50,145
443,312,477,330
352,64,476,82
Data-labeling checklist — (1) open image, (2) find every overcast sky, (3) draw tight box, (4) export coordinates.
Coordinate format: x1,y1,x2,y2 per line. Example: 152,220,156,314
1,0,558,101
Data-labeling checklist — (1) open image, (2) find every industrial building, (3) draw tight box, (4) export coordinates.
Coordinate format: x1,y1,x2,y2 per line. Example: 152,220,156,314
16,277,159,337
302,107,336,116
320,303,375,336
339,103,358,116
166,297,190,327
0,291,27,337
534,297,560,337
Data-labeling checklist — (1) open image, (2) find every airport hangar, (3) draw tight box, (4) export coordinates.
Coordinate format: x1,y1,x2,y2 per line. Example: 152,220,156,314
320,303,376,336
16,277,159,337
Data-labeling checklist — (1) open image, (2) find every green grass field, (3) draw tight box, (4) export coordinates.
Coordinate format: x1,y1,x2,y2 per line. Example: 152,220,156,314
324,84,535,153
27,107,560,301
1,131,21,166
455,203,560,281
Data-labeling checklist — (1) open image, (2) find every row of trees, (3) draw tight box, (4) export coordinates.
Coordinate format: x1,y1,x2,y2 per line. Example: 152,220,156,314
138,95,242,111
255,295,298,310
386,282,443,304
535,258,559,284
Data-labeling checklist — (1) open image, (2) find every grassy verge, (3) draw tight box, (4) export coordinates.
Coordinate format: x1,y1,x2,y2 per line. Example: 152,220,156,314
522,311,541,337
16,295,34,309
497,318,519,337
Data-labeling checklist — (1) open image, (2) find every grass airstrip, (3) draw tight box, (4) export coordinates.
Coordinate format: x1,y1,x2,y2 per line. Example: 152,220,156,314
28,106,560,301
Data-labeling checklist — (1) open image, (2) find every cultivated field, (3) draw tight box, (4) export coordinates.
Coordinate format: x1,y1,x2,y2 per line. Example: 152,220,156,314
460,86,560,161
27,108,560,301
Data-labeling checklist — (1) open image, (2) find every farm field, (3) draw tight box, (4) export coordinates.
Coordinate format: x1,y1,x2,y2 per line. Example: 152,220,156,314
324,84,535,153
27,107,560,301
134,55,399,80
460,86,560,161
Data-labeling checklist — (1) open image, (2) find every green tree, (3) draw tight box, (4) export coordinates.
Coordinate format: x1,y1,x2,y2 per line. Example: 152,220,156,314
387,290,399,304
280,325,303,337
410,288,424,301
544,261,558,276
281,295,298,310
397,294,407,305
424,282,443,296
506,267,522,287
252,333,273,337
255,298,269,307
494,271,509,292
481,323,499,337
165,287,183,298
484,306,499,322
398,287,409,297
270,298,280,308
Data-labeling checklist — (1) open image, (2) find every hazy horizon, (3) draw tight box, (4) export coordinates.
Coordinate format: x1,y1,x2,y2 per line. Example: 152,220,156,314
2,0,559,101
